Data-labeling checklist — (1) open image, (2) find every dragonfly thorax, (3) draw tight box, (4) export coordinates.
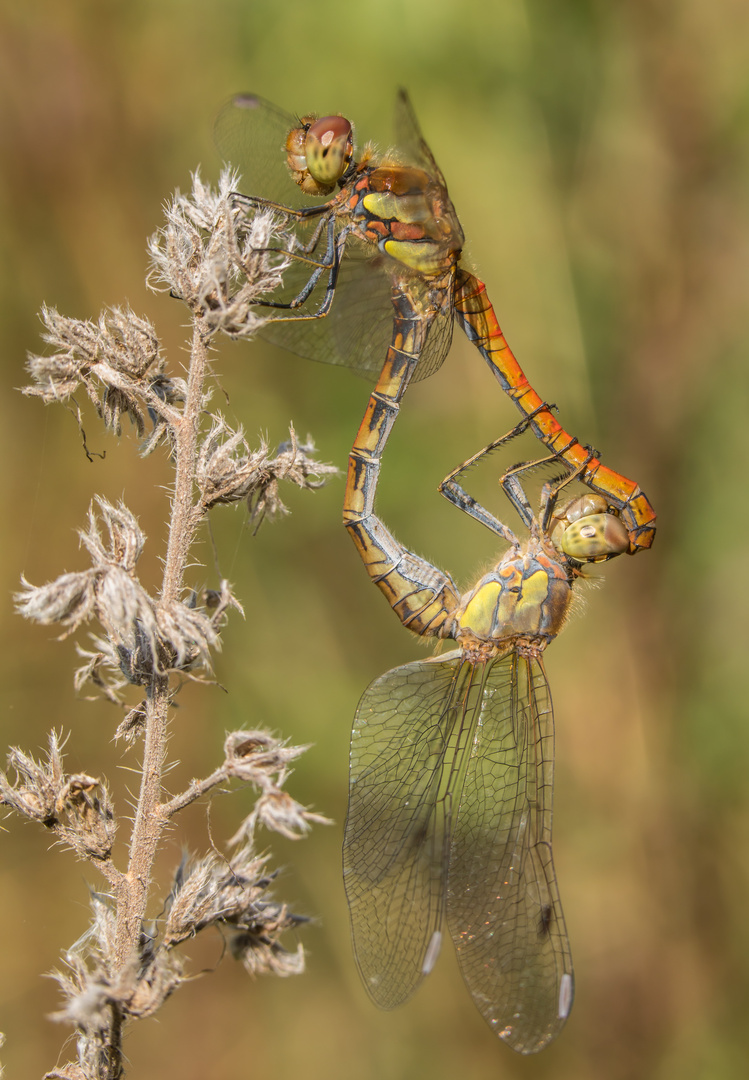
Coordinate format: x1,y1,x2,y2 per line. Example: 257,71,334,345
352,166,464,277
453,547,571,650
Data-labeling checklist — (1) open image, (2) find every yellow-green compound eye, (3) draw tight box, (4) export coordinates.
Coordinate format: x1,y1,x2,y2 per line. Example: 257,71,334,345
305,115,353,186
549,494,608,553
560,513,630,561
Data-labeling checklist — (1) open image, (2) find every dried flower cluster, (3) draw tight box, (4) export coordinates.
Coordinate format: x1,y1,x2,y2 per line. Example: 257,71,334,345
147,168,287,337
0,733,115,861
5,170,335,1078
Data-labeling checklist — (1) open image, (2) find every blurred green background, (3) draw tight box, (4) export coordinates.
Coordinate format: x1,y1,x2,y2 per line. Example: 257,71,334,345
1,0,748,1077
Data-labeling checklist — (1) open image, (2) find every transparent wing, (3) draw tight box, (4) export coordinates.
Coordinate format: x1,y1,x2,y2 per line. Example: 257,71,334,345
447,652,574,1054
343,654,471,1007
214,92,323,209
258,243,395,376
259,249,455,380
411,272,455,381
393,89,449,190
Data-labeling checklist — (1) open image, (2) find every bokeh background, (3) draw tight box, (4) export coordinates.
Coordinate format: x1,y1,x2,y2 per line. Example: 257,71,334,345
1,1,748,1077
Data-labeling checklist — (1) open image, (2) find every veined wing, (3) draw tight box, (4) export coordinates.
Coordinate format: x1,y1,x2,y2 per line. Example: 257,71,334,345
343,653,476,1007
214,92,325,210
392,89,450,193
447,652,574,1054
257,242,394,376
259,248,455,380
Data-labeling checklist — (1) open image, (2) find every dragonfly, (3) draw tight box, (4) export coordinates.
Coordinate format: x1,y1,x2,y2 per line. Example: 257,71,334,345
215,91,656,554
341,289,630,1052
343,389,629,1053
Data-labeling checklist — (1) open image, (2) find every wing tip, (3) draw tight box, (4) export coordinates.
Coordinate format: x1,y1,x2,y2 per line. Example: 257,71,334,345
421,930,443,975
558,971,574,1020
232,93,262,110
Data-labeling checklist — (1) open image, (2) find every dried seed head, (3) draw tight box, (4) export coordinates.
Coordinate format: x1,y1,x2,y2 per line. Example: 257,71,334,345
231,933,306,979
164,848,272,945
245,429,339,526
0,734,116,861
0,734,64,822
24,306,179,451
54,775,116,861
15,571,97,634
19,495,231,690
79,497,145,573
147,168,289,337
244,789,332,842
220,730,332,844
164,844,308,982
197,419,338,519
73,637,130,704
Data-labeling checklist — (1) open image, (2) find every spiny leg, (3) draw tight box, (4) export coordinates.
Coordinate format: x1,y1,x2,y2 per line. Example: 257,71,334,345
438,408,563,538
495,452,629,560
232,190,339,221
256,225,349,319
498,446,601,534
234,194,349,317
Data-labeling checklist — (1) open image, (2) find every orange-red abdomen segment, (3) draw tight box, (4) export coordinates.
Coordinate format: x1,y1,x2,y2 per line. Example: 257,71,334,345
453,270,656,553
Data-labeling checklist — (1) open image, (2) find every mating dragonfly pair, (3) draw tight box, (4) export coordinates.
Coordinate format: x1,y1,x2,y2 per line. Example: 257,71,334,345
215,92,655,1054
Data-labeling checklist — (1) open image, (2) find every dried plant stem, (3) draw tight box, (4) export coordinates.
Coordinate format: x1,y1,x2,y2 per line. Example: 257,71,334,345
5,171,337,1078
115,677,169,966
162,320,209,605
117,321,209,965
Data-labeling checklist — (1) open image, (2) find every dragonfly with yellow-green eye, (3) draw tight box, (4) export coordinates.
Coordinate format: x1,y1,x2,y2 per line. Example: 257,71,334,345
215,90,656,554
343,394,629,1053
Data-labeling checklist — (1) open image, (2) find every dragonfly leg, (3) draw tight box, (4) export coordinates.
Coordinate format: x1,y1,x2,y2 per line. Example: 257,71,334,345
255,217,346,313
249,209,331,264
344,287,461,638
251,213,335,287
438,423,538,542
438,406,563,538
452,268,656,553
535,450,602,535
498,444,599,534
278,213,334,259
232,190,340,221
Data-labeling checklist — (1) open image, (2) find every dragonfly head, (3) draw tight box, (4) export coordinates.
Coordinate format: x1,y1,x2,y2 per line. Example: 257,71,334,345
285,114,354,196
550,494,629,563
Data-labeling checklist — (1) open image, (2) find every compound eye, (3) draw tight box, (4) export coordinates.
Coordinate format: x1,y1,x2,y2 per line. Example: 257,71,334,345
560,512,630,561
556,493,608,526
305,115,353,186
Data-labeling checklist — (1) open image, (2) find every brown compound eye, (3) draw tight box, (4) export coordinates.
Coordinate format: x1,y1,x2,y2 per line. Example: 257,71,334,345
304,115,353,187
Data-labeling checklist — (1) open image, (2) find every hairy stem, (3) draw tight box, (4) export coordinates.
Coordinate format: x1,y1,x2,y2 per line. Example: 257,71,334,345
161,764,229,818
114,679,169,963
162,320,209,604
115,319,209,965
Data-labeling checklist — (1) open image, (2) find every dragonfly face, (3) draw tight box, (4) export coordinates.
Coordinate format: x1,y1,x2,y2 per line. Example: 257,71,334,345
548,493,630,562
285,114,354,196
561,512,629,561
